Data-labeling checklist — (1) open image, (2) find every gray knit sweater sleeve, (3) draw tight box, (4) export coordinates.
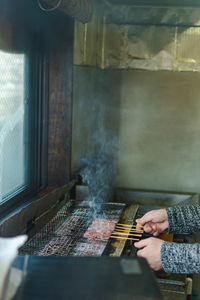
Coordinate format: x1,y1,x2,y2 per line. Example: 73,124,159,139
166,205,200,234
161,242,200,273
160,205,200,273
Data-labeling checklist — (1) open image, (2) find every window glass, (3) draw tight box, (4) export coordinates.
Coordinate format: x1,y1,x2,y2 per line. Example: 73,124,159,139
0,50,28,202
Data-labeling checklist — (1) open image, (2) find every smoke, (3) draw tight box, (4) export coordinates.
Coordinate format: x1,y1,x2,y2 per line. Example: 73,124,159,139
73,66,121,218
78,90,120,218
79,152,117,219
78,103,119,218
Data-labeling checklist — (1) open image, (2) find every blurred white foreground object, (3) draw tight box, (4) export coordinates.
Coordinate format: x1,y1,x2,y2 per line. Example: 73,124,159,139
0,235,27,300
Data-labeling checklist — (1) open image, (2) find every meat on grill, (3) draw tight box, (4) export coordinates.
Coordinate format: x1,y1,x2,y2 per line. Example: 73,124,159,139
84,219,117,240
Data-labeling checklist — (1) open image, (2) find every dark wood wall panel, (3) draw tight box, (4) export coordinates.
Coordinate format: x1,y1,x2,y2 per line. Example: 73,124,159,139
48,20,74,186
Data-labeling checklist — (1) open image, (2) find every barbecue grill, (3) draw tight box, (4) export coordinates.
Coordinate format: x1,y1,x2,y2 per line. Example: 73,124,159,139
20,185,197,257
13,188,164,300
18,182,197,300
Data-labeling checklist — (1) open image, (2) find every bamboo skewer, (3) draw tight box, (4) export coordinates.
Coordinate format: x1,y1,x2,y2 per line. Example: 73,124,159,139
111,222,145,242
115,225,143,230
110,235,139,241
112,232,142,237
115,227,142,231
114,228,143,233
116,223,143,228
117,223,143,227
115,225,144,231
115,226,143,232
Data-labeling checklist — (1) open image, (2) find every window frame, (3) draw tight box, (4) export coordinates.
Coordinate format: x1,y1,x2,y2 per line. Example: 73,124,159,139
0,50,49,218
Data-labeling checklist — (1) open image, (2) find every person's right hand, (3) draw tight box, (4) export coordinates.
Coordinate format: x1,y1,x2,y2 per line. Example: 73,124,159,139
136,209,169,236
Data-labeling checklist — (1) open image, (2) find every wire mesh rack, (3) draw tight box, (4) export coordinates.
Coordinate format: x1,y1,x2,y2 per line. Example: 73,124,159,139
20,202,125,257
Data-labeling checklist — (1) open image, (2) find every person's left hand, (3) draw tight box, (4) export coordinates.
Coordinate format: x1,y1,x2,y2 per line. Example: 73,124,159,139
134,237,164,271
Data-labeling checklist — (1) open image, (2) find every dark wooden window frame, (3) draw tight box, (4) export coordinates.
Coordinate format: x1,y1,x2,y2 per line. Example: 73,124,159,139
0,2,74,220
0,51,49,217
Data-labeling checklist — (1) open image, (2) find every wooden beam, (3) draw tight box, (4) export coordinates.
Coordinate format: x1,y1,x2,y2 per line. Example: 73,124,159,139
48,17,74,186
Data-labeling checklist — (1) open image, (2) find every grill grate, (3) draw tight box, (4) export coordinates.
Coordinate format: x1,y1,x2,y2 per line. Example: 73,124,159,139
20,203,125,256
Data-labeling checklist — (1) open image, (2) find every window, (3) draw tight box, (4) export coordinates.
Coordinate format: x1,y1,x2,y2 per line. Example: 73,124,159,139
0,51,27,201
0,49,48,216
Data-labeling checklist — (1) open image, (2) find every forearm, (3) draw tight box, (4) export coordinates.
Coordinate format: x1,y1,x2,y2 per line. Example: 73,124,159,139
166,205,200,234
161,242,200,273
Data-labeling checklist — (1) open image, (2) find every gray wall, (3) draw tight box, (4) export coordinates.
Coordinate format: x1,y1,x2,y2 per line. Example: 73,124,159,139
72,66,121,174
72,67,200,193
117,70,200,193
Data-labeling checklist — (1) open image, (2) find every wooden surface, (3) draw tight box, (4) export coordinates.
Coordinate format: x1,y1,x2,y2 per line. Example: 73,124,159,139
48,17,74,186
109,204,139,257
0,0,26,53
0,181,75,237
159,232,173,242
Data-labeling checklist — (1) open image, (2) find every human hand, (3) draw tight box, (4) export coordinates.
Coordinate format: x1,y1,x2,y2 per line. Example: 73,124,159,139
136,209,168,236
134,237,164,271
